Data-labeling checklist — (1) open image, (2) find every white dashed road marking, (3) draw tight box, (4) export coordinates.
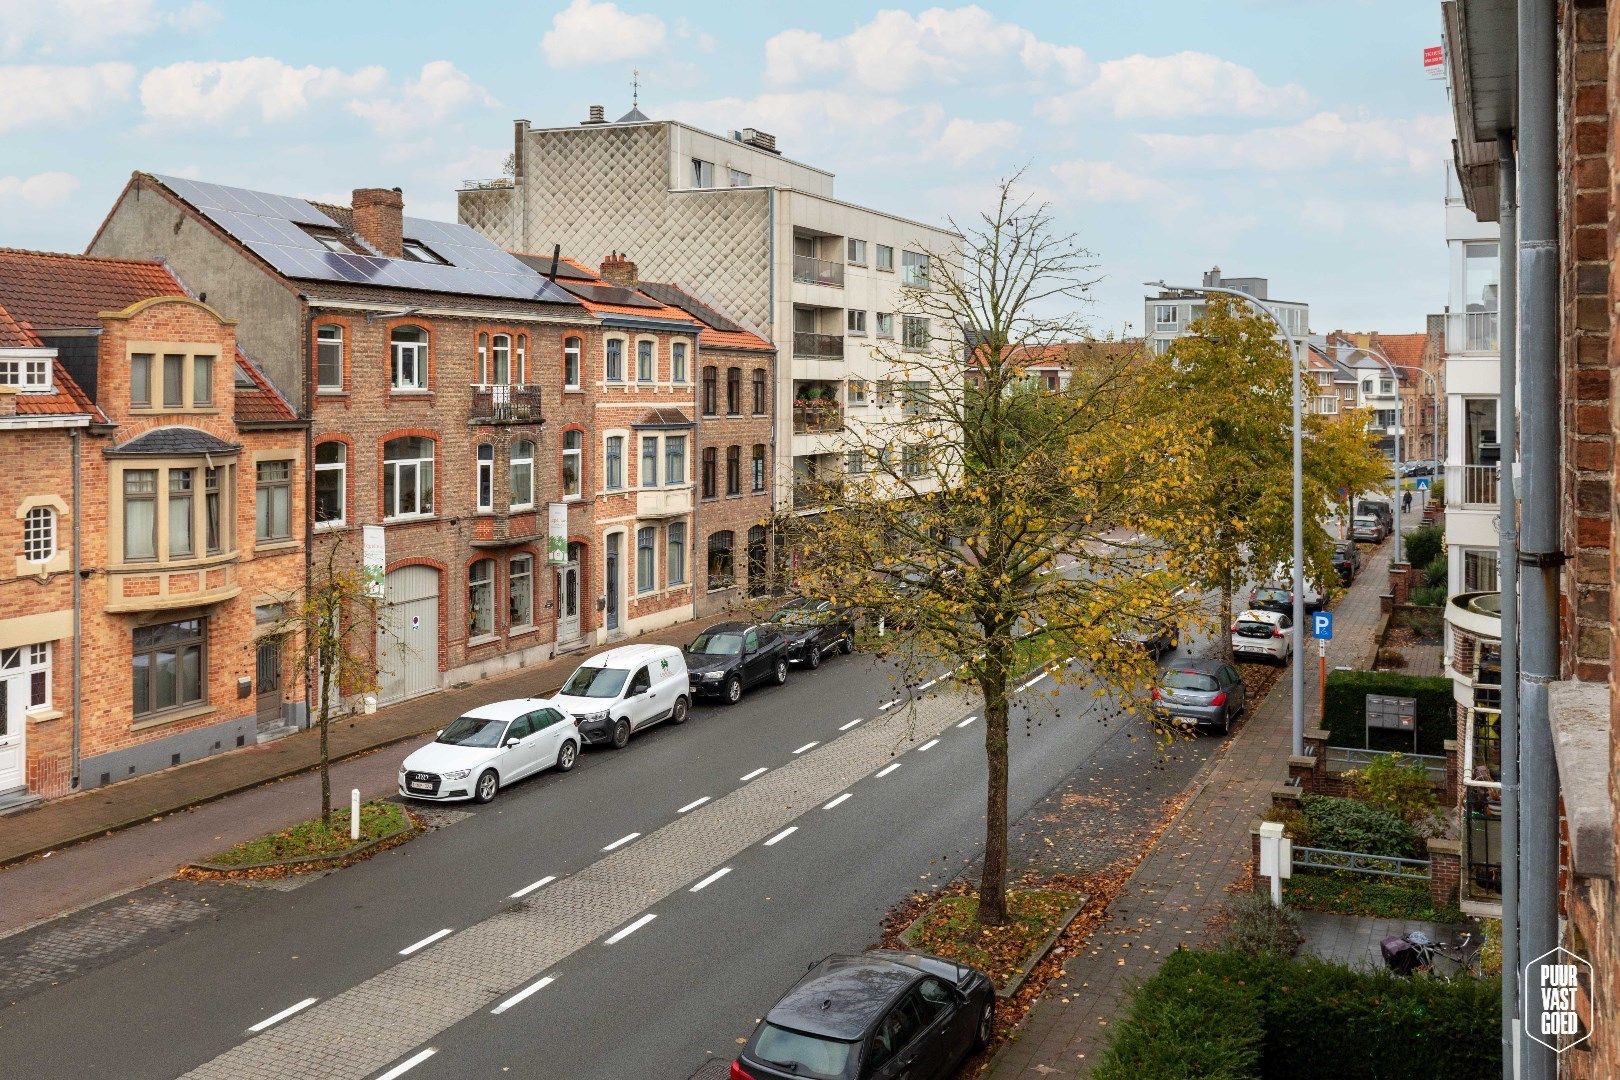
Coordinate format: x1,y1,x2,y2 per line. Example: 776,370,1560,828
822,793,852,810
739,767,768,782
792,741,818,755
917,739,940,752
677,797,710,813
490,976,554,1015
877,700,899,712
957,715,978,728
398,929,453,956
602,832,640,852
690,867,732,892
839,718,864,731
374,1048,436,1080
509,876,555,899
875,763,901,778
763,827,798,847
248,998,317,1033
604,913,656,945
915,677,938,692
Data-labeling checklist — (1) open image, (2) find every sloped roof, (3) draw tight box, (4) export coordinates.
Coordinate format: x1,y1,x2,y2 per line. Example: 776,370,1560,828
632,408,694,429
1372,332,1429,374
0,249,186,332
0,302,41,347
638,280,771,352
107,426,242,457
233,352,299,424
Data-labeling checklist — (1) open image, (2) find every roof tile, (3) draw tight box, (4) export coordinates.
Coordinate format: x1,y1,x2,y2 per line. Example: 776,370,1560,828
0,249,185,332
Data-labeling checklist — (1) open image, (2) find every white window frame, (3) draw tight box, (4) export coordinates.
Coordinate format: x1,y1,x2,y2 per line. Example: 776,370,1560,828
509,554,534,630
383,436,435,520
390,327,428,391
692,158,715,189
875,245,894,272
562,431,583,500
315,325,344,391
0,642,50,711
475,444,495,512
728,167,752,187
564,336,582,389
875,313,894,339
902,316,930,352
847,238,867,265
847,309,867,335
1155,304,1179,328
468,558,495,638
1463,548,1500,592
314,441,346,528
510,441,535,510
0,356,52,392
22,506,54,563
901,250,930,288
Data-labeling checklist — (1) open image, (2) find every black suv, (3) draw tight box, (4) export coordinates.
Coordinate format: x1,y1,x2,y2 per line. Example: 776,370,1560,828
767,597,856,669
685,621,790,704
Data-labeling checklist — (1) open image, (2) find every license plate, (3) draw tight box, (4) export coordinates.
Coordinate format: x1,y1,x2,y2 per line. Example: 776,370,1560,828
408,780,432,791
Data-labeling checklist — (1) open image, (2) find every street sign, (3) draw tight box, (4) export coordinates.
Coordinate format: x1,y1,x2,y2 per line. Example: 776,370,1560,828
1310,611,1334,640
1415,477,1431,490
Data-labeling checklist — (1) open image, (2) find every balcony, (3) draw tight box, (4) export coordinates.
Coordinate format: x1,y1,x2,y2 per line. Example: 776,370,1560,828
470,384,544,425
793,255,844,288
106,557,240,613
793,401,844,435
792,478,842,511
1446,311,1499,354
637,485,693,519
470,510,541,548
1448,463,1500,507
793,332,845,360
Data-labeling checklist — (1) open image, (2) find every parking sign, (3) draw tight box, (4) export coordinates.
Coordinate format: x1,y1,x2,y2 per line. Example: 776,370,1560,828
1310,611,1334,640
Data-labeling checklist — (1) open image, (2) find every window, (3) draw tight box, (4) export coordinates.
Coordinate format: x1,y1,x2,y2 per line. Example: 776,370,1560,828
1464,549,1500,592
707,531,735,589
636,340,654,383
876,244,894,272
902,380,929,417
666,522,686,585
726,445,741,496
901,249,930,288
665,435,686,486
692,158,715,188
1155,304,1178,327
702,366,717,415
1379,377,1394,395
846,449,865,474
751,444,766,492
640,436,659,488
132,618,205,718
847,238,867,264
401,239,447,264
636,526,656,593
468,559,495,638
728,167,752,187
161,354,185,408
475,444,494,511
191,355,213,406
509,555,534,629
314,233,351,254
847,309,867,335
0,643,50,710
383,435,435,519
701,447,717,499
875,312,894,339
168,469,195,557
902,316,930,351
752,369,767,414
564,336,582,389
207,465,231,555
510,441,535,509
726,367,741,415
562,430,582,498
849,379,867,405
1374,409,1398,429
0,356,49,391
22,507,53,563
486,334,513,385
390,327,428,391
902,445,925,477
255,460,292,542
131,353,152,407
672,341,688,384
605,339,624,383
314,442,345,526
316,325,344,390
877,380,895,408
123,470,158,561
605,435,624,490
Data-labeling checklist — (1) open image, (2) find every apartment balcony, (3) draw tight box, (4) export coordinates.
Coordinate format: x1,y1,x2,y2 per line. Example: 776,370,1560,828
470,510,541,548
106,557,240,613
793,255,844,288
1446,311,1499,354
470,384,544,425
637,485,693,519
793,332,845,360
1447,463,1500,507
792,477,843,511
793,401,844,435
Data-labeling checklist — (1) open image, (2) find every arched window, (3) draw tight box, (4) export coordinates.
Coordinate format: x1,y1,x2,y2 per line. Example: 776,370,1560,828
468,559,495,638
489,334,512,385
726,367,741,415
510,440,535,509
605,338,624,383
564,337,582,389
316,324,344,390
707,531,735,590
390,326,428,391
475,444,495,511
702,366,717,415
383,435,434,519
752,369,767,414
314,441,346,526
22,506,54,563
562,430,583,498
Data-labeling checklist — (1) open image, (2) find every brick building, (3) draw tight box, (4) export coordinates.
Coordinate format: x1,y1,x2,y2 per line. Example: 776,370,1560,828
0,249,305,801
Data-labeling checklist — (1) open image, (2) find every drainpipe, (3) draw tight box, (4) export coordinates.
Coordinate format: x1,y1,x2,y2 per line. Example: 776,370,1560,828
690,329,703,616
1495,131,1520,1080
69,427,82,789
1515,3,1558,1077
301,297,315,730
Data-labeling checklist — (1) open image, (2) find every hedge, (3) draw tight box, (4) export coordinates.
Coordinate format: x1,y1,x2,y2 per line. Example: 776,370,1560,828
1297,794,1423,858
1323,670,1454,754
1096,948,1501,1080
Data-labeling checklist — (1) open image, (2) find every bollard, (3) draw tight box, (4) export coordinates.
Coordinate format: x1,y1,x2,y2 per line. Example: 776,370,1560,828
350,788,361,841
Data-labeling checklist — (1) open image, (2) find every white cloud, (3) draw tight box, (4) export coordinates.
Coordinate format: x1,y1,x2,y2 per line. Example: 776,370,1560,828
348,61,497,135
1041,51,1310,122
540,0,666,67
931,118,1021,167
139,57,386,126
0,63,135,132
764,6,1089,93
1048,159,1177,204
0,0,216,57
1140,110,1451,173
0,171,80,206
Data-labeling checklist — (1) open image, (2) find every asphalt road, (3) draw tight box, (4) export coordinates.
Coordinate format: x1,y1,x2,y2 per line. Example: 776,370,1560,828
0,635,1216,1080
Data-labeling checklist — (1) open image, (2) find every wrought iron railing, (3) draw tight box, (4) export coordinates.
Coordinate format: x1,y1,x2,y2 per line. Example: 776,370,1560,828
470,383,544,423
1292,845,1431,882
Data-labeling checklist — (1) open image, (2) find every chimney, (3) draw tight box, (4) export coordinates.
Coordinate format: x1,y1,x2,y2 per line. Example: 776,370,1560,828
1202,266,1222,288
600,251,638,287
352,187,404,258
582,105,606,125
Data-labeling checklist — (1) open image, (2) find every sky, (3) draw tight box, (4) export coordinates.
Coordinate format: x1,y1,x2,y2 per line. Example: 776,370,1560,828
1,0,1454,337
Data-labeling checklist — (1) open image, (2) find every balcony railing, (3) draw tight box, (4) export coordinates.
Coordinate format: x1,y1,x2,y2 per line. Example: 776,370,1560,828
1447,310,1499,354
1448,463,1500,507
792,254,844,288
470,383,544,424
793,402,845,434
793,332,845,360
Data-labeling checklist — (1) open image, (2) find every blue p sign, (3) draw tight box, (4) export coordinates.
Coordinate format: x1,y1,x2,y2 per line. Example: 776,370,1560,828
1310,611,1334,640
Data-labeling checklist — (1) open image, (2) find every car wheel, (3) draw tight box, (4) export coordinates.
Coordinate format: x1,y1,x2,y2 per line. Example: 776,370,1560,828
724,675,743,705
474,769,499,804
839,633,854,655
556,740,578,772
807,644,822,670
974,998,995,1049
773,657,788,685
610,718,631,749
670,695,689,724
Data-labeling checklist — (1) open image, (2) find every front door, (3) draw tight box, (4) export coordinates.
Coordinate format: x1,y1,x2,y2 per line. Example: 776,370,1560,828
558,555,581,644
605,534,621,634
255,639,283,732
0,680,23,794
378,566,441,705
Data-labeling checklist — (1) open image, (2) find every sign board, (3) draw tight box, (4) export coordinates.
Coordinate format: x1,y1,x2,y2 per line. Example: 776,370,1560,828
1424,44,1445,79
547,503,569,565
1310,611,1334,640
361,525,385,599
1524,946,1594,1053
1415,476,1431,490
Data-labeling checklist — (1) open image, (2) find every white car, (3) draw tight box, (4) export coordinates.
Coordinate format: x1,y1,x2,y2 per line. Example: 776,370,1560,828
554,643,689,749
1231,608,1293,664
399,698,579,803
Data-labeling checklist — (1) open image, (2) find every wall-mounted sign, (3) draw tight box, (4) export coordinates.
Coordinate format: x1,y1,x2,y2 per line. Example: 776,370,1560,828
362,525,386,599
548,503,569,565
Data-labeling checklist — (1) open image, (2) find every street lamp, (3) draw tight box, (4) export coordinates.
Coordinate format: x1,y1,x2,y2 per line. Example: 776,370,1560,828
1147,281,1306,758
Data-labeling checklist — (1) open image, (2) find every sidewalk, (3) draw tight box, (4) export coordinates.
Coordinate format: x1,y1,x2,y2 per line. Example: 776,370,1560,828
983,542,1393,1079
0,612,734,870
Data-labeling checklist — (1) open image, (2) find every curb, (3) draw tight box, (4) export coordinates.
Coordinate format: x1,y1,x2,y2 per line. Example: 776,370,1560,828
898,893,1091,1000
185,818,419,875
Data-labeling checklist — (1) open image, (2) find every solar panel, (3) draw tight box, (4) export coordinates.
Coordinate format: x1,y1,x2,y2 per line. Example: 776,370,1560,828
637,281,746,333
154,175,579,306
558,281,665,308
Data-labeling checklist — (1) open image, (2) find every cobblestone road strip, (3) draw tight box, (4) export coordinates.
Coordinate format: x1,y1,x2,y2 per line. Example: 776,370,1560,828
181,691,975,1080
0,893,217,1003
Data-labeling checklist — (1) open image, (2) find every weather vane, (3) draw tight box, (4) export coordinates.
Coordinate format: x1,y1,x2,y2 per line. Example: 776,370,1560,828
632,68,640,109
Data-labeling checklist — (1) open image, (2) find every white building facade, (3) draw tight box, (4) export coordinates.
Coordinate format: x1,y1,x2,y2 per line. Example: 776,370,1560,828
1144,267,1310,354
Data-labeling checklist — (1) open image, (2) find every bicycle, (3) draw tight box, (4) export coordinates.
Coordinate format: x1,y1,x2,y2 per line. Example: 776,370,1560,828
1381,930,1484,979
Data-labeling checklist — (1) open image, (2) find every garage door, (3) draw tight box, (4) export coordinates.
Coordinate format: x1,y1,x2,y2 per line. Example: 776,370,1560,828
378,566,440,705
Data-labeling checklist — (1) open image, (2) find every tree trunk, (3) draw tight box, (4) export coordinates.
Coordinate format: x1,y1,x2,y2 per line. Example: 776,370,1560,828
977,672,1011,926
1217,572,1236,663
318,652,332,826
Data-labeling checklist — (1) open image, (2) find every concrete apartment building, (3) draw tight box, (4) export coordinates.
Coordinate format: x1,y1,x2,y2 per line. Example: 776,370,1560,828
1143,267,1310,354
457,107,961,516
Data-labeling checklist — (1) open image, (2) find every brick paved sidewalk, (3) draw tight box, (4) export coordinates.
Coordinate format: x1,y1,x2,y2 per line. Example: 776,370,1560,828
0,613,735,868
982,542,1394,1079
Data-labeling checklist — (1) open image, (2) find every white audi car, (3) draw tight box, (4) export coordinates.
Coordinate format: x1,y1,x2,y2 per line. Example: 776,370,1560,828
399,698,579,804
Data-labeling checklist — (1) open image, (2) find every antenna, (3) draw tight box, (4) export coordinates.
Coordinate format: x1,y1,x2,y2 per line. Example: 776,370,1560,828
632,68,639,109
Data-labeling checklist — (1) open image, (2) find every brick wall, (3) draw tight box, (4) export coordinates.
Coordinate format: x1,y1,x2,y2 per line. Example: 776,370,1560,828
694,344,776,616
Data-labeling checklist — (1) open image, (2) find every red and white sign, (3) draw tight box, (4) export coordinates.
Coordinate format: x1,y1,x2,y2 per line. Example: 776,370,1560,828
1424,45,1444,67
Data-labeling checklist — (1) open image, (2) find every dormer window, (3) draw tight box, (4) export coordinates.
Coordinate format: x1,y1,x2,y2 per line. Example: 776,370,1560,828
0,357,51,392
401,239,447,264
315,234,351,253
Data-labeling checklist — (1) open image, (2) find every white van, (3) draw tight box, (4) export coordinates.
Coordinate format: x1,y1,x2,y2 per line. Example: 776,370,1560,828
554,643,689,750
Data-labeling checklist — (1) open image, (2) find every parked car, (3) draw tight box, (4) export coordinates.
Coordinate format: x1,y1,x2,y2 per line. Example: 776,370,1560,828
1356,497,1394,533
1116,617,1176,660
1248,573,1323,614
733,949,995,1080
399,698,578,804
1351,515,1388,543
685,621,790,704
553,643,689,750
768,597,856,669
1399,460,1439,478
1331,541,1361,584
1231,608,1293,664
1150,658,1246,735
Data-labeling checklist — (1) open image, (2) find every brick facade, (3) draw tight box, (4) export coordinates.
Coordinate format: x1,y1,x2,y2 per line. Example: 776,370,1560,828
694,342,776,614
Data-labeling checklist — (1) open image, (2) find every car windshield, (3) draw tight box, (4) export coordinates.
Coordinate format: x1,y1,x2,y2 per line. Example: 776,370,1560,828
752,1023,853,1080
435,715,509,748
771,601,825,627
1235,620,1275,638
560,666,629,698
690,632,744,656
1255,588,1289,603
1354,517,1377,528
1162,670,1220,692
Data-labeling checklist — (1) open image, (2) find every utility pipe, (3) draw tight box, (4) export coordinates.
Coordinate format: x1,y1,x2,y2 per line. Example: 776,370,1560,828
69,427,82,789
1496,130,1521,1080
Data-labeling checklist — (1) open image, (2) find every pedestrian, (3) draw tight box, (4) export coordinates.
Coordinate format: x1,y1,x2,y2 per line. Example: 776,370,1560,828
1402,490,1412,513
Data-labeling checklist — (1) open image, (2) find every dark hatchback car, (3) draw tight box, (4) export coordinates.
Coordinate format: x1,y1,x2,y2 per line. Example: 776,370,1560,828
1332,541,1362,584
1150,658,1246,735
768,597,856,669
685,621,790,705
734,950,995,1080
1116,617,1176,660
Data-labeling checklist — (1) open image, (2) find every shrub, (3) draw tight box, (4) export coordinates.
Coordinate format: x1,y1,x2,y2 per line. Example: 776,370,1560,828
1409,584,1447,608
1479,917,1502,976
1092,966,1264,1080
1220,895,1303,958
1300,794,1422,858
1322,670,1454,754
1283,874,1464,923
1347,753,1438,825
1422,556,1447,588
1403,523,1445,571
1265,807,1314,846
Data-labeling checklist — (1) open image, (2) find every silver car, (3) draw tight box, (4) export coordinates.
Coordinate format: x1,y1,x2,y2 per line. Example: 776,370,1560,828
1351,515,1387,543
1151,659,1246,735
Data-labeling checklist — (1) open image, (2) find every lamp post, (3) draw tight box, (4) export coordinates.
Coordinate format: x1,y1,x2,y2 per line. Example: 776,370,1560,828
1148,281,1306,757
1357,347,1406,566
